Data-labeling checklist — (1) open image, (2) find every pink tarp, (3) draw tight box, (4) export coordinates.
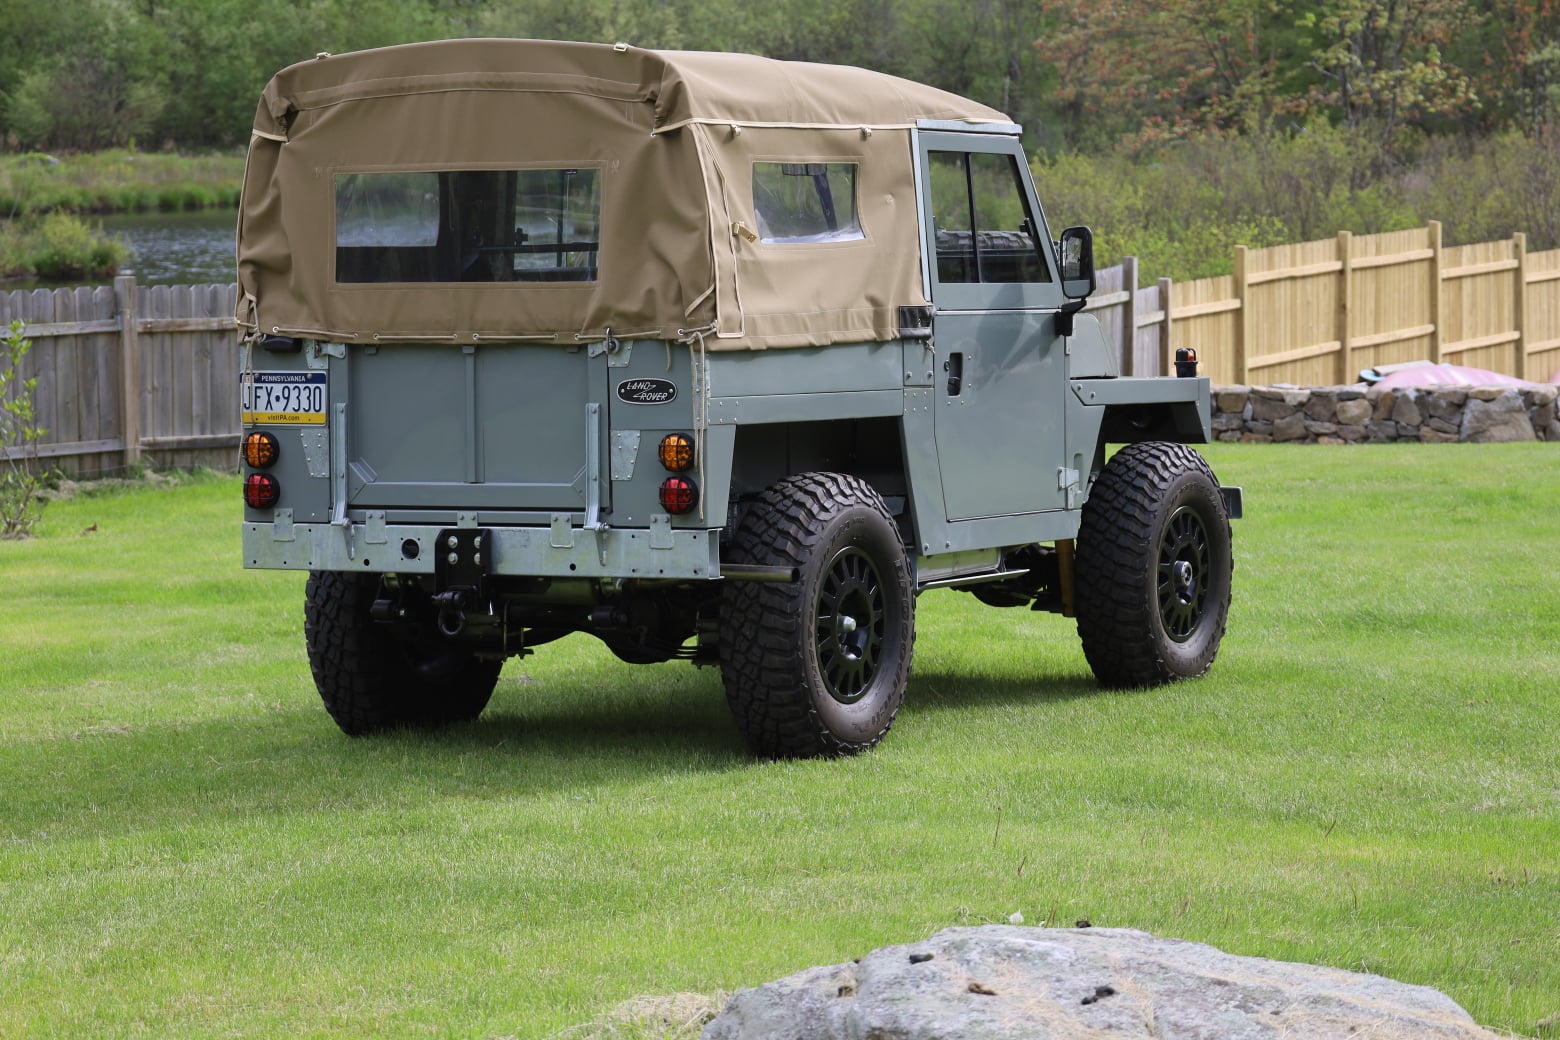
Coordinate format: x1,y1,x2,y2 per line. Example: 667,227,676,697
1370,364,1538,391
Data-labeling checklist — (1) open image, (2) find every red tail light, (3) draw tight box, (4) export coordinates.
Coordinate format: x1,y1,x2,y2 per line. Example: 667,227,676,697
244,473,280,509
658,477,698,515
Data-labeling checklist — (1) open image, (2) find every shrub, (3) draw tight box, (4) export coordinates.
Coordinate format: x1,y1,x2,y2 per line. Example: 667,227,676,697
0,214,128,280
0,320,53,539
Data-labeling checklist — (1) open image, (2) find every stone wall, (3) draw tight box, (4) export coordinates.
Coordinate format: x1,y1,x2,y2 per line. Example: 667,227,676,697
1212,384,1560,444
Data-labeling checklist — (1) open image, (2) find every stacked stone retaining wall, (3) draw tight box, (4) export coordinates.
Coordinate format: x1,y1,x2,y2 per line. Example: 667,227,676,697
1212,385,1560,444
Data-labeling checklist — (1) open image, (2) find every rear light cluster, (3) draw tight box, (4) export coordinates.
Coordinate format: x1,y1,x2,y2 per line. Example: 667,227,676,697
657,433,698,514
242,431,280,509
242,430,700,515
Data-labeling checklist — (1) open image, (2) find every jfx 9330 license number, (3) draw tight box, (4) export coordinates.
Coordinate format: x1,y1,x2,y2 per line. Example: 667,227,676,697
242,371,327,425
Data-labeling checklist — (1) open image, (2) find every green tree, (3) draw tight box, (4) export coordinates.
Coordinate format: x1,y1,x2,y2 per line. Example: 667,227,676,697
1295,0,1481,147
4,0,167,150
1033,0,1310,149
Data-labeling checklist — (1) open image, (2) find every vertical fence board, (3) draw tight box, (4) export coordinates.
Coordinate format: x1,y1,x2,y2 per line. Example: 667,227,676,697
1132,281,1164,377
172,285,196,470
1089,262,1129,374
1443,239,1519,373
1171,275,1239,385
1528,249,1560,380
1350,226,1435,375
25,290,57,449
55,288,84,449
84,285,121,475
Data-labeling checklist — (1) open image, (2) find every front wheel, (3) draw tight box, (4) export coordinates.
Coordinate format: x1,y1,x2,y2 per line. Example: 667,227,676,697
304,571,502,734
1073,442,1233,687
718,473,915,758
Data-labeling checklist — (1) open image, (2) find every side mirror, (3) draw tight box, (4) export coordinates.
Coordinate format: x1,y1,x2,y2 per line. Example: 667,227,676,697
1059,226,1096,300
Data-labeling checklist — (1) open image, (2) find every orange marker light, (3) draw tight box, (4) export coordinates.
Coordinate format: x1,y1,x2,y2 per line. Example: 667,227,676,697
657,433,695,472
242,431,280,469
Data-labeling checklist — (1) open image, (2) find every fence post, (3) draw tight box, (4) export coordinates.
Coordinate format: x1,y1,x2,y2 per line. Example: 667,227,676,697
1158,276,1173,379
114,274,142,468
1428,221,1443,365
1233,245,1250,385
1513,231,1527,381
1121,255,1138,376
1336,230,1353,385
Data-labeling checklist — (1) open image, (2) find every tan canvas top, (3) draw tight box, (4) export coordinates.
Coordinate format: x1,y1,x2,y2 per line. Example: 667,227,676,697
236,39,1012,349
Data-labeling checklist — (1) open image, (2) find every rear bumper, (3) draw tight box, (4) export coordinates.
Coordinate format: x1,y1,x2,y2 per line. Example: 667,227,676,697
242,519,720,579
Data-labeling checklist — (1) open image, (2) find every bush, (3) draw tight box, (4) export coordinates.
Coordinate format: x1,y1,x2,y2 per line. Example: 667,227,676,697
0,213,128,280
0,320,52,539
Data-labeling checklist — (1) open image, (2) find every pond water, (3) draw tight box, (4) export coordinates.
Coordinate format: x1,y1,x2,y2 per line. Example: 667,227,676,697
4,209,238,292
100,209,238,286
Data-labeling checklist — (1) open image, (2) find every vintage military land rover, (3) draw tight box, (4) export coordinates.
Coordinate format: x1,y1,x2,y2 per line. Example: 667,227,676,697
237,39,1241,757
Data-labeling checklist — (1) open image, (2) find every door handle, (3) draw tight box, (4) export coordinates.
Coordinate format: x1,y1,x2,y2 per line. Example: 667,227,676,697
944,352,963,396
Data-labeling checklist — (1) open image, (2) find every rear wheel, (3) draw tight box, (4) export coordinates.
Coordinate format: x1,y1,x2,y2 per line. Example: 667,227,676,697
718,473,914,758
304,570,501,734
1074,442,1232,687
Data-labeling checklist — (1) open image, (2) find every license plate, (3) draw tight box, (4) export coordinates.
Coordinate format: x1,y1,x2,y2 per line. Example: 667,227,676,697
242,371,327,425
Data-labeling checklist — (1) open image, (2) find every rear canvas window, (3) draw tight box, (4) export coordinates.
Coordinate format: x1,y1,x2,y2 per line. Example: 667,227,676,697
752,163,864,244
334,168,601,283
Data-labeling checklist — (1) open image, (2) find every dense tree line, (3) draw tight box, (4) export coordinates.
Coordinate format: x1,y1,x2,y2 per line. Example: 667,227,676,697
1,0,1556,270
0,0,1554,153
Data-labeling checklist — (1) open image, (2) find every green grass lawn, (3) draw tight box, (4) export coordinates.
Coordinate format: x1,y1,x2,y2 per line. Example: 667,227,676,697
2,446,1557,1039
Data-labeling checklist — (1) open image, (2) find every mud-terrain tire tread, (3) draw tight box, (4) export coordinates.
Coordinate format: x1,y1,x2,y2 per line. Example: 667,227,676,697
718,472,914,758
1073,442,1232,688
304,570,500,734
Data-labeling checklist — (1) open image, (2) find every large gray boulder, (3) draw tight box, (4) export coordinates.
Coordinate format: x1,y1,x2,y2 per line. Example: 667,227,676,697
702,926,1501,1040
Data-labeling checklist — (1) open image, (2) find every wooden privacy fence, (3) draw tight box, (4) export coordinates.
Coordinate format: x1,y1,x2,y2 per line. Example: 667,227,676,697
4,225,1557,477
0,276,240,477
1166,222,1560,387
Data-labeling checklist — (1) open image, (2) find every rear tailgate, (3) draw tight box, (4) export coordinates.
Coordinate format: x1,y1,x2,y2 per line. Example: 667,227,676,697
343,343,607,516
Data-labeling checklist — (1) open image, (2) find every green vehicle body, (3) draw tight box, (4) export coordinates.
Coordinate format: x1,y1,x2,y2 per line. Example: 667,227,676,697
238,42,1240,757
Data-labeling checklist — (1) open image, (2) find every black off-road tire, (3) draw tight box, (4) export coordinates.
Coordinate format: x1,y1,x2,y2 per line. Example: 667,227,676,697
718,473,915,758
304,570,502,734
1074,442,1232,687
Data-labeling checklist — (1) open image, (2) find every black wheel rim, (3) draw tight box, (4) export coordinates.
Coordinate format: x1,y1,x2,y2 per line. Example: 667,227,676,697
1157,505,1211,643
814,546,887,704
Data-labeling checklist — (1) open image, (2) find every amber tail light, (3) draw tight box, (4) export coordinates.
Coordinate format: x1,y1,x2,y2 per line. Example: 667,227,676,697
242,431,280,469
657,432,695,472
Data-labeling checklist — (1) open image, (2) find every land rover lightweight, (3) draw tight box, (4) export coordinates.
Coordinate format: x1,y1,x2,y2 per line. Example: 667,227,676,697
237,39,1241,757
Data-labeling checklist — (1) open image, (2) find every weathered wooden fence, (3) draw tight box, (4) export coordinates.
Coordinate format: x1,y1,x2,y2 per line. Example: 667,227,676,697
0,276,240,477
1084,256,1175,378
4,225,1557,477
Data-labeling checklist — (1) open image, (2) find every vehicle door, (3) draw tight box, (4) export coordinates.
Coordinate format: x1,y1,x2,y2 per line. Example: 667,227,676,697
916,133,1067,521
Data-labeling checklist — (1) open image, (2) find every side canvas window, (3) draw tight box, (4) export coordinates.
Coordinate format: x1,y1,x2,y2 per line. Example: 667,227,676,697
334,168,601,284
928,151,1049,284
751,162,865,244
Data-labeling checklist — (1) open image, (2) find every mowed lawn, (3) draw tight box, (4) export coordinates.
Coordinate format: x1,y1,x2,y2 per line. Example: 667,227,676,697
1,445,1556,1039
